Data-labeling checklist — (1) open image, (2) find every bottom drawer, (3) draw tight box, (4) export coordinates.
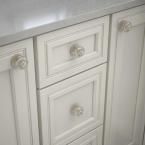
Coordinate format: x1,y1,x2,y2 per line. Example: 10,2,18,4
68,126,103,145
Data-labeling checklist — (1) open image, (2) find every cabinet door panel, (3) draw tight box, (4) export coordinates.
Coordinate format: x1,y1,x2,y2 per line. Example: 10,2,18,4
104,5,145,145
0,39,39,145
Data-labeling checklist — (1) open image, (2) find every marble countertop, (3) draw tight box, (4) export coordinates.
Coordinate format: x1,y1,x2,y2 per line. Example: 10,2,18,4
0,0,145,46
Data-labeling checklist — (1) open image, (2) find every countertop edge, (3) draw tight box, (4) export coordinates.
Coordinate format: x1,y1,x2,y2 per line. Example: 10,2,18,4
0,0,145,46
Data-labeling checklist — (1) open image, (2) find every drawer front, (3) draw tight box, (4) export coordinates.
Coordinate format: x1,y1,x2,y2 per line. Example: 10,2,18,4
38,64,107,145
68,126,103,145
35,16,109,88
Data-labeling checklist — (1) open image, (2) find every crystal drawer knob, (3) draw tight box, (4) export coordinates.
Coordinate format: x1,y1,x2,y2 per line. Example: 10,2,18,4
70,44,85,58
71,104,84,116
119,20,132,32
11,55,28,69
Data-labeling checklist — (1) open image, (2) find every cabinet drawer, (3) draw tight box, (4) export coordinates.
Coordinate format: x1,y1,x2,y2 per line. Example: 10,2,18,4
68,126,103,145
35,16,109,88
38,64,107,145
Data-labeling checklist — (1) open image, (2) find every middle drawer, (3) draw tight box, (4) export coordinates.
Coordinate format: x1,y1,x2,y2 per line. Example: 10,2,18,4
38,64,107,145
35,16,109,88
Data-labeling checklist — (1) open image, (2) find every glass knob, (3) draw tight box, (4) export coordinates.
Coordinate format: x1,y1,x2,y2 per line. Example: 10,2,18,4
119,20,132,32
71,104,84,116
70,44,85,58
11,54,28,69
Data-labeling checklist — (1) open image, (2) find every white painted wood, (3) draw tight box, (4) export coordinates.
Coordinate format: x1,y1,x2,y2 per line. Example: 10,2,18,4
34,16,109,88
68,126,103,145
104,5,145,145
38,64,107,145
0,39,39,145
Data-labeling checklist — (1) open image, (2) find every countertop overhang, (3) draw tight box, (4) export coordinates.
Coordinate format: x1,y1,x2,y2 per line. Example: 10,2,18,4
0,0,145,46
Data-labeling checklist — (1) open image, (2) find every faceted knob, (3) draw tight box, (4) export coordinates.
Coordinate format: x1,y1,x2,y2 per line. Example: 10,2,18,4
119,20,132,32
11,55,28,69
71,104,84,116
70,44,85,58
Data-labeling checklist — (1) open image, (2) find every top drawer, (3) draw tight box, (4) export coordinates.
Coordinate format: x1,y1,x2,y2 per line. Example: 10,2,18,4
35,16,109,88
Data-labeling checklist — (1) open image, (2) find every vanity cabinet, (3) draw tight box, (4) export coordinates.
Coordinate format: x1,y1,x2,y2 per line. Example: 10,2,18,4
0,39,39,145
0,4,145,145
104,5,145,145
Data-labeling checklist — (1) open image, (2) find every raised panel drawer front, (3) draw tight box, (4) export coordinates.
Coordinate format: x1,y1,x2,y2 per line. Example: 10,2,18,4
0,39,39,145
35,16,109,88
104,5,145,145
68,126,103,145
38,64,107,145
